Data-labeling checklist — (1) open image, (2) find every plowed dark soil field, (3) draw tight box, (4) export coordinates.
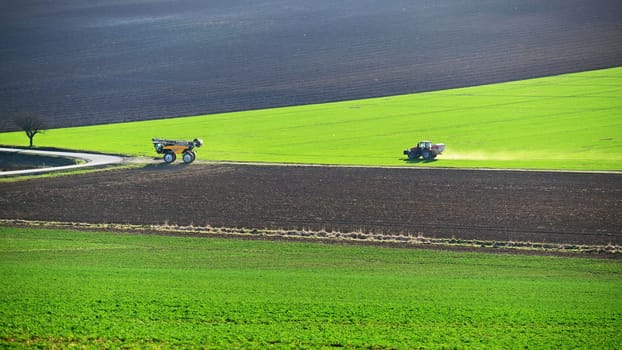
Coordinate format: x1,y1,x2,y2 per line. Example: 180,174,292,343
1,164,620,246
2,0,622,131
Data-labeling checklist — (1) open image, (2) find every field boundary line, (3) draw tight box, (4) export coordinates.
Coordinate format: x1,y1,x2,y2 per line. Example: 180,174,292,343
195,160,622,175
2,219,620,258
3,148,621,176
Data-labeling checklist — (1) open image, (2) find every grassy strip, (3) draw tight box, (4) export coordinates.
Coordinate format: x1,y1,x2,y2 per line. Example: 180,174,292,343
2,219,620,256
1,67,621,171
1,226,621,349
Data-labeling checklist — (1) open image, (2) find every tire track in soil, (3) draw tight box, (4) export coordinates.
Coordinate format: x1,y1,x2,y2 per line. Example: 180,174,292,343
0,164,620,246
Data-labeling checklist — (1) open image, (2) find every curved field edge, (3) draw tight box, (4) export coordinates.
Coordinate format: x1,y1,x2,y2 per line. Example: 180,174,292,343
1,67,621,171
0,151,81,171
1,226,621,349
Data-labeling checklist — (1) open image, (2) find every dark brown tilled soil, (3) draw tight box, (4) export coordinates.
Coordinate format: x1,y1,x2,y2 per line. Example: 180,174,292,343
1,164,620,246
2,0,621,131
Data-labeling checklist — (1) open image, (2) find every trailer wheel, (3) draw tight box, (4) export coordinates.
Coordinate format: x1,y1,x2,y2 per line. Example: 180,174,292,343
182,151,195,164
163,151,176,163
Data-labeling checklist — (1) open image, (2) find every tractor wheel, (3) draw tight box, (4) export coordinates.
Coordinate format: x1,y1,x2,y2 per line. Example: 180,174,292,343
182,151,195,164
163,151,176,163
422,150,432,160
407,151,419,160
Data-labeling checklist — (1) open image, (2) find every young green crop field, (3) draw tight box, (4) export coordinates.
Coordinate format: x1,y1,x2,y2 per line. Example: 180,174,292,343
0,67,622,170
1,227,620,349
2,67,621,171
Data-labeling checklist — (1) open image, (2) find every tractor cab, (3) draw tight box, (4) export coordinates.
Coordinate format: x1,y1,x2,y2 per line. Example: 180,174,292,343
417,141,432,150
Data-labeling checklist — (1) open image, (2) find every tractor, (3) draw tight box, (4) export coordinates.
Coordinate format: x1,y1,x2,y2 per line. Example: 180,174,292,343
403,141,445,160
152,138,203,163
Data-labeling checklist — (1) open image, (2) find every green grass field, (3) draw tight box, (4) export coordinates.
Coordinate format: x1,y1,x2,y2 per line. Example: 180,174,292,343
1,227,621,349
1,67,621,171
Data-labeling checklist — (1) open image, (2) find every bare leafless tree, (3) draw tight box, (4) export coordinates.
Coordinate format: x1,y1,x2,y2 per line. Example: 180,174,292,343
14,114,46,148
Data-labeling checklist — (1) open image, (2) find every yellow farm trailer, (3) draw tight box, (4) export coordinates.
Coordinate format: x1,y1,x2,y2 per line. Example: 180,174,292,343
152,138,203,163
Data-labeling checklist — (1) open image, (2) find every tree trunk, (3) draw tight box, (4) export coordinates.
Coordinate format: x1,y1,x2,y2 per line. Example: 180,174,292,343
26,130,35,148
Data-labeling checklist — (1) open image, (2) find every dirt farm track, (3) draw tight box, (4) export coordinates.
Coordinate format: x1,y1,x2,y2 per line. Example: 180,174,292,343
1,164,620,247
